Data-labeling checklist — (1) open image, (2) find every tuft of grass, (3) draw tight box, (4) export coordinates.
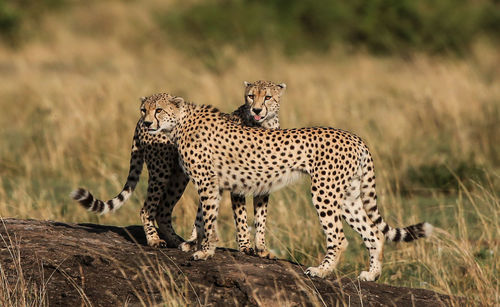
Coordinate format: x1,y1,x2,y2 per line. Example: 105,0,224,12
0,225,49,307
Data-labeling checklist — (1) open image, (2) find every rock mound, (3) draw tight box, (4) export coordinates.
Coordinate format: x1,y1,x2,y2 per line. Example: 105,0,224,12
0,218,460,306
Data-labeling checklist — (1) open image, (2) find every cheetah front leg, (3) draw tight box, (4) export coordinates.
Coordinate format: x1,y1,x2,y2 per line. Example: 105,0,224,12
179,205,201,252
191,181,222,261
179,201,208,252
183,193,253,254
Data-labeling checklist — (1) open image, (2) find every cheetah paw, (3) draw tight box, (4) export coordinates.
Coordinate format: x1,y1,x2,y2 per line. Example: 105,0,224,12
191,250,214,261
358,271,380,282
148,239,168,248
256,249,276,259
179,241,197,252
304,266,328,278
239,246,255,255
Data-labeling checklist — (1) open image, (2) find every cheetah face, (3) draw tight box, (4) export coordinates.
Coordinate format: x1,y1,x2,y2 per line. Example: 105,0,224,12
244,81,286,124
140,94,184,135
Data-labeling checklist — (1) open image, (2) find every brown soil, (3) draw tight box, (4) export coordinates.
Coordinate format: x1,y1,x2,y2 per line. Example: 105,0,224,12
0,218,462,306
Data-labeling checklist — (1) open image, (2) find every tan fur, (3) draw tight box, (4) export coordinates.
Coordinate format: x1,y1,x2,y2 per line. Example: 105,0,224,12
72,81,286,257
142,95,432,281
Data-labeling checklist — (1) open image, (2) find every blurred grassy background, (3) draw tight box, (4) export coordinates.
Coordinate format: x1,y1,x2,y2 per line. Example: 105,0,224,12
0,0,498,305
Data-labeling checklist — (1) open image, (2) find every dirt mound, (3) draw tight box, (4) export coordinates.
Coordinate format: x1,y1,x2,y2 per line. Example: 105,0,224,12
0,218,460,306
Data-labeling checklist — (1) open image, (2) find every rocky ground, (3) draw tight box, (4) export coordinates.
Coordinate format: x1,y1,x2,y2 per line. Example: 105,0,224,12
0,218,462,306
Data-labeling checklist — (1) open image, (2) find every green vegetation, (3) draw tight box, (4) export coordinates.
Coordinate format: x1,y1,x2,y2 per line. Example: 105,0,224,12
399,160,486,194
160,0,500,55
0,0,67,45
0,1,21,42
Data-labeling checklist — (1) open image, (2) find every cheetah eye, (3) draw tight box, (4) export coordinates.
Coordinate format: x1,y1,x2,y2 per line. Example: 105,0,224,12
155,108,163,114
265,95,272,100
247,94,255,100
140,108,146,114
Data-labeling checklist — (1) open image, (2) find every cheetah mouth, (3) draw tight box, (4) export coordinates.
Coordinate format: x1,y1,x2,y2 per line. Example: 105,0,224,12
148,128,161,134
253,115,267,122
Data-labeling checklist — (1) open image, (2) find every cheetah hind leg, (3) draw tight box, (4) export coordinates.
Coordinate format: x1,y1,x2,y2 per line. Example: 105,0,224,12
253,194,275,258
305,179,348,278
231,193,254,255
342,201,384,282
156,172,189,248
343,171,384,282
179,201,220,252
139,180,172,248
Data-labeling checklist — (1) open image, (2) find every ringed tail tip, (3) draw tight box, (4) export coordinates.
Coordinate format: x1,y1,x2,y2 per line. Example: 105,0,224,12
69,188,87,201
69,188,94,209
423,222,434,238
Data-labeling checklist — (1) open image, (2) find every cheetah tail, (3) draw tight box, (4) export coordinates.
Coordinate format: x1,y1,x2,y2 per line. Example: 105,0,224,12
70,167,143,215
383,221,434,243
69,184,135,215
70,133,144,214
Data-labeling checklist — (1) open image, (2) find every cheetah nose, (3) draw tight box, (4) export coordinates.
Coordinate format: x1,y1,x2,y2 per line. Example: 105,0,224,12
143,121,153,128
253,108,262,115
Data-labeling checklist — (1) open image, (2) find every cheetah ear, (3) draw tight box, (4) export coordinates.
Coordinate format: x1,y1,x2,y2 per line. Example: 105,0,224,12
169,96,185,107
277,83,287,95
140,96,147,103
244,81,253,87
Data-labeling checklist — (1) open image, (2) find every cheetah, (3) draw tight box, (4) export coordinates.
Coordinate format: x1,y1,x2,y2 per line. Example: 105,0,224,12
142,94,433,282
71,81,286,256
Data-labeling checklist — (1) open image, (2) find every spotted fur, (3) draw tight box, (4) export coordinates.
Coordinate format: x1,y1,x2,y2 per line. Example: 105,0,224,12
71,81,286,255
143,95,433,282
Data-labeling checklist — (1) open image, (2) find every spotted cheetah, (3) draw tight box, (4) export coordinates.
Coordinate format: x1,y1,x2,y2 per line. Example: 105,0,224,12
142,95,433,282
71,81,286,256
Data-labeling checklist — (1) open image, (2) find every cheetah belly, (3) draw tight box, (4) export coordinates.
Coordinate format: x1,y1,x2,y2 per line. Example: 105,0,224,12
267,170,303,193
219,168,303,196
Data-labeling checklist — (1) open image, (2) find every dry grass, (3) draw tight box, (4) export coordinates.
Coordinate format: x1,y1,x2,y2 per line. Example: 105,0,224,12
0,1,498,306
0,223,49,307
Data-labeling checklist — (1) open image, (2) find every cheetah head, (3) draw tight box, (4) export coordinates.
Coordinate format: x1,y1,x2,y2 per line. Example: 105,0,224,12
244,80,286,124
140,93,185,135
